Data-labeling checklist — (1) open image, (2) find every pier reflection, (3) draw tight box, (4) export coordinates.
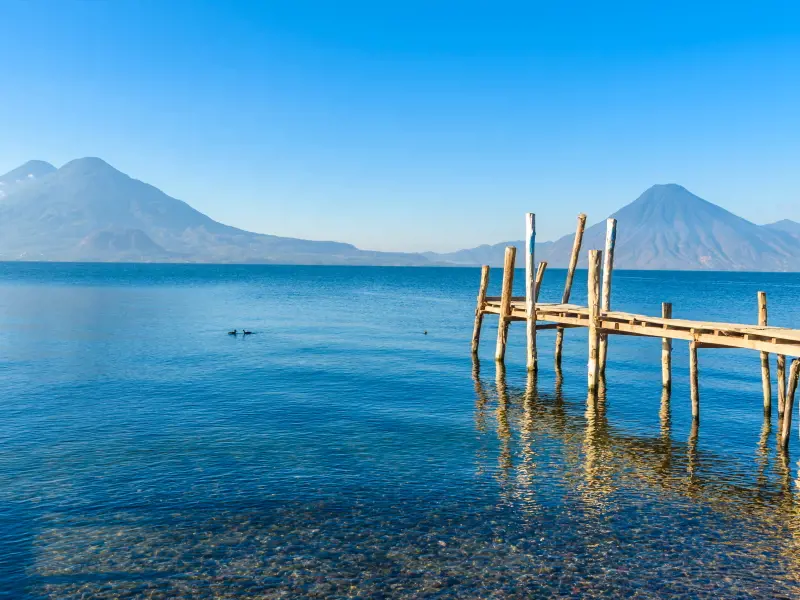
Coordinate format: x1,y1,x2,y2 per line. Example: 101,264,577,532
471,357,800,541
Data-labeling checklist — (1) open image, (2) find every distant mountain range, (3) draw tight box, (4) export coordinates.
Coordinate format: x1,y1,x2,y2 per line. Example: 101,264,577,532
0,158,431,265
1,158,798,270
428,184,800,271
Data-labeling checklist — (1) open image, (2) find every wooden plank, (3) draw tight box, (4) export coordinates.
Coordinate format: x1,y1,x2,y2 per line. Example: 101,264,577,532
525,213,537,372
539,314,800,356
690,340,699,421
485,296,525,302
471,265,490,354
536,323,582,330
555,213,587,367
694,342,731,349
598,218,617,375
495,246,516,362
758,291,771,415
502,300,800,353
662,302,672,391
587,250,601,394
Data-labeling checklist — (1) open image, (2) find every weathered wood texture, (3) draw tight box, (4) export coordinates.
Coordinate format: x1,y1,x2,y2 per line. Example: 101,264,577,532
481,301,800,357
471,265,490,353
555,213,587,367
778,354,787,416
690,340,699,420
495,246,517,362
758,291,771,414
780,359,800,450
525,213,537,372
661,302,672,390
534,261,547,302
587,250,601,394
598,218,617,374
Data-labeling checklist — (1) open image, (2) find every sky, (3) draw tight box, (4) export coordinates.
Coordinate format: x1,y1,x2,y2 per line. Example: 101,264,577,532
1,1,799,252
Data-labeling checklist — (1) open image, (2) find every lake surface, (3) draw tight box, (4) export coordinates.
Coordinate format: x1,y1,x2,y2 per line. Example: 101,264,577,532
2,263,800,598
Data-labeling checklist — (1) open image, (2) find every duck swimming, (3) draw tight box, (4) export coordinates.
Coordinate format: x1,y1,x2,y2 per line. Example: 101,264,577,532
228,329,238,335
242,329,253,335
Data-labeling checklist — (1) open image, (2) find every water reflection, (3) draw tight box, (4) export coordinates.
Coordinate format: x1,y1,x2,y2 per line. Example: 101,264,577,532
471,357,800,529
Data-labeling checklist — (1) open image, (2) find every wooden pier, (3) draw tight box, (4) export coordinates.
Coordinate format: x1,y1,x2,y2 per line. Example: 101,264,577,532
472,213,800,450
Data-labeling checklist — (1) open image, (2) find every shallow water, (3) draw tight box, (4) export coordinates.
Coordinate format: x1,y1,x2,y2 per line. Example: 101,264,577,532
2,263,800,598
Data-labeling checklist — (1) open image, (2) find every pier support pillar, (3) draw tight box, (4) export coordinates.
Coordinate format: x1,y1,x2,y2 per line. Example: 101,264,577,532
534,261,547,302
780,359,800,450
495,246,517,362
587,250,602,395
690,340,700,421
598,218,617,376
661,302,672,391
778,354,787,417
758,291,771,415
471,265,490,354
555,213,586,367
525,213,537,372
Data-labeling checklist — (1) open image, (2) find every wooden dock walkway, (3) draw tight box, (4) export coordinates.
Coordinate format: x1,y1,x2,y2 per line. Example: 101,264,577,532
471,212,800,450
483,300,800,357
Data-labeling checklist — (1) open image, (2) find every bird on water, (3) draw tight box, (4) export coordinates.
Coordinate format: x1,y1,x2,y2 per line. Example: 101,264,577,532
228,329,238,335
242,329,253,335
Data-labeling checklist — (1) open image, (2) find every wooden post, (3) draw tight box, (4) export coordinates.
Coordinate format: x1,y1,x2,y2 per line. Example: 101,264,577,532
780,358,800,450
757,291,771,415
555,213,587,366
587,250,602,394
534,261,547,302
597,218,617,374
778,354,787,417
661,302,672,390
495,246,517,362
471,265,490,353
690,340,699,421
525,213,537,372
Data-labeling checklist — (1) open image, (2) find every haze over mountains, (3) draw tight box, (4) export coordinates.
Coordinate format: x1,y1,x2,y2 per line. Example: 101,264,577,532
0,158,430,265
1,158,798,270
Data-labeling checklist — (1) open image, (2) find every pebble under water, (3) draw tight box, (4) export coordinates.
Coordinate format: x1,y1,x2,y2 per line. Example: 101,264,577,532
2,263,800,598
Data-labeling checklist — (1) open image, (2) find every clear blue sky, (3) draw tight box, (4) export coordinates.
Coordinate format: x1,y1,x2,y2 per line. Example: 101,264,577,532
1,1,799,252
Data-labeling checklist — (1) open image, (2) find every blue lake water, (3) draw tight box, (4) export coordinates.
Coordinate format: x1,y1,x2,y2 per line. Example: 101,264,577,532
2,262,800,598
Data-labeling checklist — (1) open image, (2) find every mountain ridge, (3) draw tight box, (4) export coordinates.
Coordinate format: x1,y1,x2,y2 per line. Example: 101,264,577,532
427,184,800,271
2,159,798,270
0,157,433,265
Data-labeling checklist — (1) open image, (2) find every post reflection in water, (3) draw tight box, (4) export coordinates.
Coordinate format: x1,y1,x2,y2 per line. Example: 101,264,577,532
581,377,615,509
494,362,513,479
757,418,771,491
517,371,539,510
658,388,673,475
470,356,800,585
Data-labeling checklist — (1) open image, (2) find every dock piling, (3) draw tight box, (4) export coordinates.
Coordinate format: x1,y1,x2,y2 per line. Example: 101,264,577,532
758,291,771,414
780,359,800,450
555,213,587,367
587,249,602,394
690,340,700,420
534,261,547,302
778,354,787,417
525,213,537,372
495,246,517,362
661,302,672,391
472,211,800,448
598,218,617,375
471,265,491,354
